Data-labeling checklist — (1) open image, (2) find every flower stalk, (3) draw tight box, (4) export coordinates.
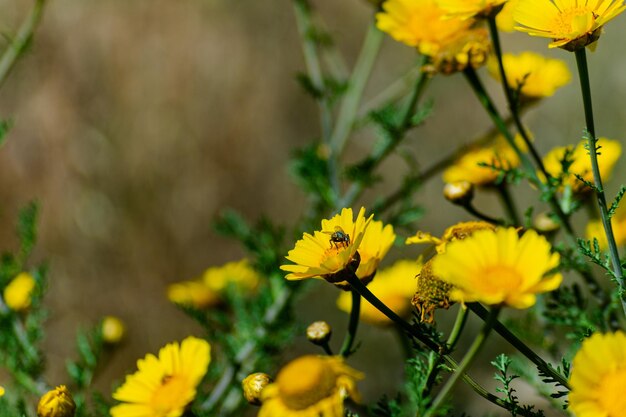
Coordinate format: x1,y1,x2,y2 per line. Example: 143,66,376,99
340,289,361,357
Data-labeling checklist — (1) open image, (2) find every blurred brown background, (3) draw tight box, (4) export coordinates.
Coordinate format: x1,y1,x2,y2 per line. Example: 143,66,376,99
1,0,625,415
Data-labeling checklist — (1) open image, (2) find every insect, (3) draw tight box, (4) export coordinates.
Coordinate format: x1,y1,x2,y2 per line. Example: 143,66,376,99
324,226,351,249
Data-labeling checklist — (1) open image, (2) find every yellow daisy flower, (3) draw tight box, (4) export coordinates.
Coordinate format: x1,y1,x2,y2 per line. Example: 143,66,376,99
259,355,363,417
496,0,521,31
513,0,626,50
111,336,211,417
432,227,562,308
442,134,522,186
337,259,420,326
542,137,621,193
423,27,492,75
487,52,571,100
353,219,396,283
406,221,496,253
280,207,373,284
437,0,507,19
3,272,36,312
569,331,626,417
376,0,472,51
586,203,626,249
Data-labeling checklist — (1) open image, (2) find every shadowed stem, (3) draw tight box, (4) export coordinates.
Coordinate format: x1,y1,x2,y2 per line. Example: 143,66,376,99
340,289,361,357
574,47,626,315
0,0,47,90
496,182,521,225
423,307,501,417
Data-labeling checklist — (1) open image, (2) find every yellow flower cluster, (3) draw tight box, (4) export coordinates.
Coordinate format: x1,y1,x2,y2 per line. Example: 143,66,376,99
259,355,363,417
337,259,420,326
111,336,211,417
542,137,621,193
167,259,260,308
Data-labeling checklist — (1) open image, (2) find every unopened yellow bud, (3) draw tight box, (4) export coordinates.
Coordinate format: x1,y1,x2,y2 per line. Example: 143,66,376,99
443,181,474,206
101,316,125,344
242,372,272,406
533,212,560,233
37,385,76,417
4,272,36,312
306,321,332,345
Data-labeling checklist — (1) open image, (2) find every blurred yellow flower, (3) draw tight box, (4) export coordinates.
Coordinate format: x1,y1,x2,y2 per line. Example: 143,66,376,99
101,316,126,344
280,208,373,284
437,0,506,19
37,385,76,417
514,0,626,50
487,52,571,100
569,331,626,417
354,219,396,283
337,260,420,326
442,134,522,186
496,0,520,31
0,386,4,397
586,204,626,250
433,227,562,308
111,336,210,417
259,355,363,417
406,221,496,253
167,259,260,308
542,137,621,193
423,27,491,75
3,272,36,312
376,0,471,51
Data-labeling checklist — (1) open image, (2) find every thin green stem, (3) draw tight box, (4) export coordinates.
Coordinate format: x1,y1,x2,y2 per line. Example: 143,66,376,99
446,306,469,352
469,303,570,390
340,289,361,357
0,0,47,90
463,201,506,225
423,307,500,417
320,341,334,356
496,182,521,225
330,22,384,156
574,47,626,315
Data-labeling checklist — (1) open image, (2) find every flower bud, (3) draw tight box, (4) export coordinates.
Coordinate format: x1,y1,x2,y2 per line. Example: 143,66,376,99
242,372,272,406
443,181,475,206
3,272,36,312
306,321,332,345
533,212,560,233
101,316,125,344
37,386,76,417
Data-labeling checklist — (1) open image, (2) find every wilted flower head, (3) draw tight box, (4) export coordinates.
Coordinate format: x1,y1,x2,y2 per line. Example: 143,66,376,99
433,227,562,308
3,272,36,312
259,355,363,417
412,259,453,323
542,137,621,193
111,336,211,417
514,0,626,50
569,331,626,417
37,386,76,417
337,259,421,326
280,208,375,286
487,51,571,101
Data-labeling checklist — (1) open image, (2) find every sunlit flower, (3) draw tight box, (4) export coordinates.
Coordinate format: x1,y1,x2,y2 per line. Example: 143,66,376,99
487,52,571,100
514,0,626,50
433,227,562,308
37,385,76,417
569,331,626,417
406,221,496,253
542,137,621,193
496,0,521,31
111,336,211,417
437,0,507,19
586,204,626,250
442,134,522,186
101,316,126,344
337,260,420,326
3,272,36,312
259,355,363,417
280,208,373,285
376,0,472,51
412,259,453,323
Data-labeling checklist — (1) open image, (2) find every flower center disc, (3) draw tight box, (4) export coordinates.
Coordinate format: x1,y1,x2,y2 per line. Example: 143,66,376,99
598,368,626,416
552,8,594,37
483,265,523,291
277,356,336,410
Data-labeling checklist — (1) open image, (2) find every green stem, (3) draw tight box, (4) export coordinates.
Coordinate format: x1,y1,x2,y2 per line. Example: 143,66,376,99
320,341,334,356
496,182,521,225
469,303,570,390
446,306,469,351
463,201,506,226
340,289,361,357
0,0,46,90
330,22,384,156
423,307,500,417
574,47,626,314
